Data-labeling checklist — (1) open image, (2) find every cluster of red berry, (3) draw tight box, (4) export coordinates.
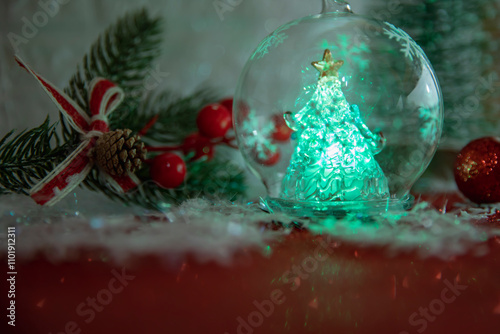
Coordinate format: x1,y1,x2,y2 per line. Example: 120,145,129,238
148,98,236,189
147,98,294,189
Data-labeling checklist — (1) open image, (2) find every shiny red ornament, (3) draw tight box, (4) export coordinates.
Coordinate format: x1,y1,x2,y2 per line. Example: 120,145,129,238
150,153,186,188
272,114,293,142
454,137,500,203
196,104,232,139
182,133,215,161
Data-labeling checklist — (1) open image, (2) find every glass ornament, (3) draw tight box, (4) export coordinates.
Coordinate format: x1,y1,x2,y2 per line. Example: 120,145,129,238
234,0,443,216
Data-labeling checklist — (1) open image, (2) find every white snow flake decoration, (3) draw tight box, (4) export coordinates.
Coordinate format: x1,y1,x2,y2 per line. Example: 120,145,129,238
383,22,425,62
240,110,277,160
252,33,288,60
419,105,441,142
324,35,371,71
251,21,299,60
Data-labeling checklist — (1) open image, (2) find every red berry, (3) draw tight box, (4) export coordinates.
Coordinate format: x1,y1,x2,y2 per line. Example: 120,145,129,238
183,133,215,161
272,114,293,142
150,153,187,189
256,149,281,166
196,104,232,139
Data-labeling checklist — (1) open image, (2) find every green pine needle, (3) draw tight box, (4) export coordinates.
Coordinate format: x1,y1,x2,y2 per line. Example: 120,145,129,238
0,118,73,195
61,8,163,139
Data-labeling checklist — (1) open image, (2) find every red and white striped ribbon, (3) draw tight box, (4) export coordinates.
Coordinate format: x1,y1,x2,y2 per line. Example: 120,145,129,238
15,55,140,206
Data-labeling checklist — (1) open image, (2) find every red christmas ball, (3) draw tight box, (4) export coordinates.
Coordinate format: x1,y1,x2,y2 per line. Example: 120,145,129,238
182,133,215,161
196,104,232,139
454,137,500,203
272,114,293,142
150,153,187,189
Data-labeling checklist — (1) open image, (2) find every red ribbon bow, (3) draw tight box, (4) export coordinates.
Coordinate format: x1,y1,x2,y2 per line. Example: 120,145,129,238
15,55,140,206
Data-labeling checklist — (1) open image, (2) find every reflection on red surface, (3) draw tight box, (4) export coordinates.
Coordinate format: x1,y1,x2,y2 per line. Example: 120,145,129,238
2,193,500,334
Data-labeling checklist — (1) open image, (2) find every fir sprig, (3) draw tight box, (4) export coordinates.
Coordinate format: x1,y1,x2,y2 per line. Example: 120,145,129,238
62,8,163,139
0,118,72,195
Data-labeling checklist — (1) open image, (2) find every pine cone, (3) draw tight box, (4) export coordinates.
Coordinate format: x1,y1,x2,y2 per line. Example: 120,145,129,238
93,129,147,176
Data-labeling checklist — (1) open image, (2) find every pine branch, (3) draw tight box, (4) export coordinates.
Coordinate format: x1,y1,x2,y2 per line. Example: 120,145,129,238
61,8,163,140
0,118,74,195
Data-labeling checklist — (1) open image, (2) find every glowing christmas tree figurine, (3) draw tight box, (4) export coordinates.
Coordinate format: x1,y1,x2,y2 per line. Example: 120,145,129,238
281,49,389,202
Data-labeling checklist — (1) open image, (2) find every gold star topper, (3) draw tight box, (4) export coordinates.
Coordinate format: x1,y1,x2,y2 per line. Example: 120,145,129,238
312,49,344,78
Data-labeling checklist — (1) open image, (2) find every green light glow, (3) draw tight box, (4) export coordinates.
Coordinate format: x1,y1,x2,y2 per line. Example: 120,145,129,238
280,49,389,202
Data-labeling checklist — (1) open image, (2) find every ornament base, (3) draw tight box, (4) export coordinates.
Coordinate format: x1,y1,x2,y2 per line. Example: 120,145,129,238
262,195,414,218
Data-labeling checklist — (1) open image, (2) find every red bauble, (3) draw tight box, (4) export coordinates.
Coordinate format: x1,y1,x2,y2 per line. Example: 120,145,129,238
272,114,293,142
196,104,232,139
256,149,281,166
454,137,500,203
150,153,186,189
183,133,215,161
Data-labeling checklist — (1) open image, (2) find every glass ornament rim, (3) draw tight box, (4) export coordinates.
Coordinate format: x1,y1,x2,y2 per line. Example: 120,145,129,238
262,195,415,217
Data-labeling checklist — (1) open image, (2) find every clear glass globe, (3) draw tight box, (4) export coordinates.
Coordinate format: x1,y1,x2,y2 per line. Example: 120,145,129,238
234,1,443,216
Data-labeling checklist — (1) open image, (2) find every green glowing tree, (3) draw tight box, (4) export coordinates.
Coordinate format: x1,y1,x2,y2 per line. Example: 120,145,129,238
280,49,389,202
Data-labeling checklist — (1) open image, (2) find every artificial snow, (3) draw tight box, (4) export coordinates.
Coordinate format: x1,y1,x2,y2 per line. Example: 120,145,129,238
1,191,499,264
